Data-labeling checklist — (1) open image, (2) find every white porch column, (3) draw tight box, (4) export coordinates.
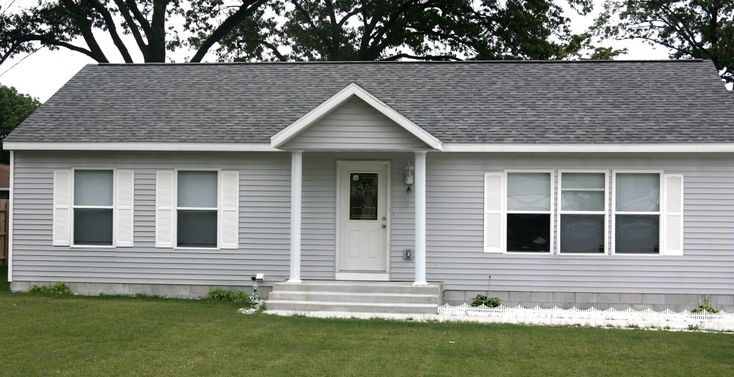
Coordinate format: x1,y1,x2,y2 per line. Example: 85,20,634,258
288,151,303,284
413,151,428,286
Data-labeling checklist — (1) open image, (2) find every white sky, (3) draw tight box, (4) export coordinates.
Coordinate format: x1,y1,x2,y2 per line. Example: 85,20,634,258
0,0,670,102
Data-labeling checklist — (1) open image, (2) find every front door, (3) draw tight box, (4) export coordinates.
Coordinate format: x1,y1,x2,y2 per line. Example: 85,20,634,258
336,161,389,280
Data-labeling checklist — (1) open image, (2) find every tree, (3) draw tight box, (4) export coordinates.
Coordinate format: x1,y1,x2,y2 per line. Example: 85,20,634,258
0,0,269,65
210,0,620,61
595,0,734,84
0,85,40,162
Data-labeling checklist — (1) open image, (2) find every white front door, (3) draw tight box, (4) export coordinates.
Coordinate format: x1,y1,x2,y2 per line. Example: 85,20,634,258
336,161,389,280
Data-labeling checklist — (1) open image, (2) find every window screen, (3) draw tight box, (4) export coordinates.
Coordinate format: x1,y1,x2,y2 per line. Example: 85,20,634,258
615,173,660,254
559,173,606,254
506,173,551,252
73,170,113,246
177,171,218,248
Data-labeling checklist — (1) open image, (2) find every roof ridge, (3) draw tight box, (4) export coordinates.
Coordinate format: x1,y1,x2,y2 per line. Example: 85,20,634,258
94,59,705,67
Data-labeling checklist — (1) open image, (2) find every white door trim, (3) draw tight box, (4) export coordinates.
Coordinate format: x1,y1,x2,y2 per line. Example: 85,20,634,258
335,160,391,281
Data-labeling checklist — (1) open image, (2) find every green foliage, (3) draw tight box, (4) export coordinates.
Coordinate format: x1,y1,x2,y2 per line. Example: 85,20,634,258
206,288,252,306
691,296,720,314
0,85,39,163
29,282,72,297
471,294,502,308
594,0,734,83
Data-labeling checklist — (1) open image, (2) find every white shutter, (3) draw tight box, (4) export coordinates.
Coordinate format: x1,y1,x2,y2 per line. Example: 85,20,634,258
484,172,504,253
219,170,239,249
662,174,684,255
115,170,134,247
155,170,175,248
52,169,72,246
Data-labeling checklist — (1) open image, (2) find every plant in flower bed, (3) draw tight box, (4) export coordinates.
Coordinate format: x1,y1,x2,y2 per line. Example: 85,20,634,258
29,282,73,297
206,288,252,307
471,294,502,308
691,296,720,314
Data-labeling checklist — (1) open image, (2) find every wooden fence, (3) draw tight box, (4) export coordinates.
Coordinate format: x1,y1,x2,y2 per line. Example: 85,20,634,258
0,200,7,265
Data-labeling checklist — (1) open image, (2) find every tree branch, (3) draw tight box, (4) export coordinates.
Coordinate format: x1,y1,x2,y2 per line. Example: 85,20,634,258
59,0,108,62
380,53,460,61
190,0,263,62
113,0,149,58
85,0,133,62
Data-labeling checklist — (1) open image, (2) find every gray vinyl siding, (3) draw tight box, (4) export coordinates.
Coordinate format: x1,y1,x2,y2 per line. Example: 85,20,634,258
11,151,415,286
12,151,292,286
426,153,734,294
11,150,734,295
282,98,428,151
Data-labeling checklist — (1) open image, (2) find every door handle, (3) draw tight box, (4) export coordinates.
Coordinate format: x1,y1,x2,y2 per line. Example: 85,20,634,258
381,216,387,228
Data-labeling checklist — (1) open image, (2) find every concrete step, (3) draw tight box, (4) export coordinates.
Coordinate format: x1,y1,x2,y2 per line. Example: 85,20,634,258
271,281,441,295
269,290,442,305
265,300,438,314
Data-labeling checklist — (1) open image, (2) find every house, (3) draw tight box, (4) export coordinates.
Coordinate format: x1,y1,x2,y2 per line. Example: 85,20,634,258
5,60,734,313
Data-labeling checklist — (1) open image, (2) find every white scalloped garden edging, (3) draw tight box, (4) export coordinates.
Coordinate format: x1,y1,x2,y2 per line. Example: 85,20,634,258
438,304,734,331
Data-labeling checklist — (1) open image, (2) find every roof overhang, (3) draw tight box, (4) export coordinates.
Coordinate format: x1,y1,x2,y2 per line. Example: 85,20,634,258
3,142,279,152
270,83,443,150
442,143,734,153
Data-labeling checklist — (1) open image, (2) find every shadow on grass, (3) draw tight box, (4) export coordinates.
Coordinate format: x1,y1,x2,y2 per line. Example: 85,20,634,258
1,265,7,292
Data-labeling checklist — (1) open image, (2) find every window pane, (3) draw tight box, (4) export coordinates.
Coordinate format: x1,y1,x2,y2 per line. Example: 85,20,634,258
74,208,113,245
615,215,659,254
507,214,550,252
561,215,605,253
178,171,218,208
177,210,217,247
561,191,605,211
562,173,604,190
616,174,659,212
350,173,378,220
507,173,551,211
74,170,113,206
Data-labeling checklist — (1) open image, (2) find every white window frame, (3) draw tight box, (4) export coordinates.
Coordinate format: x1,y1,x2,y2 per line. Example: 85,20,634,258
504,169,555,254
611,170,663,256
174,168,221,250
556,170,609,255
71,168,116,248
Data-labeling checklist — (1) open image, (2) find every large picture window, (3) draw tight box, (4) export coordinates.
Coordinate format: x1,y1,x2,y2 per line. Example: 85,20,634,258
506,172,552,252
73,170,114,246
559,172,607,254
177,171,218,248
614,173,661,254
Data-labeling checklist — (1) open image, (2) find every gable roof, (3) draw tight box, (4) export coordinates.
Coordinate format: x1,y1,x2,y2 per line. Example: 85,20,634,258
6,60,734,148
271,83,441,149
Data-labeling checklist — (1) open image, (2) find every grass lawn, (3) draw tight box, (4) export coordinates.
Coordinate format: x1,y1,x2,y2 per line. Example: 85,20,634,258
1,267,732,377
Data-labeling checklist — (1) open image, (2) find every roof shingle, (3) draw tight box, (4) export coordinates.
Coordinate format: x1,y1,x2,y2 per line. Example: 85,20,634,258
7,60,733,144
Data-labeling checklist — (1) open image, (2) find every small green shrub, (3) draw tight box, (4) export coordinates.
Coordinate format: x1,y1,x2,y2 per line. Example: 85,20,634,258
29,282,72,297
691,295,719,314
207,288,251,306
471,294,502,308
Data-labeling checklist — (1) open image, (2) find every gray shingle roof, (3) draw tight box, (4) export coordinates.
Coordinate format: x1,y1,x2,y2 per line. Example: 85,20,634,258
7,60,734,144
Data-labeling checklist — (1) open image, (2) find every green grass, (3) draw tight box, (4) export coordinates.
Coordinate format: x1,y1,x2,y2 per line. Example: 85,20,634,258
1,267,732,376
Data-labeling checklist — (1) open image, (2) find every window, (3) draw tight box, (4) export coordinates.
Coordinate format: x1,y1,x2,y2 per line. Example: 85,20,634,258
73,170,113,246
177,171,218,248
506,172,552,252
614,173,660,254
559,172,607,254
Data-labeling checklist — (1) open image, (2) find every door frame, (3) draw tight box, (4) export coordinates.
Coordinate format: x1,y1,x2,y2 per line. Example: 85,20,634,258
335,160,391,281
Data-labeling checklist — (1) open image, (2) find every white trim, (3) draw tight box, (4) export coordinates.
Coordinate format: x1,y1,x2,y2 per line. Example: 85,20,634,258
270,83,443,150
4,142,278,152
662,174,684,256
335,160,391,281
556,170,609,255
442,143,734,153
8,151,13,282
483,172,505,254
71,168,116,248
413,152,427,285
611,170,664,255
174,168,221,250
288,151,303,284
504,170,555,254
334,272,390,281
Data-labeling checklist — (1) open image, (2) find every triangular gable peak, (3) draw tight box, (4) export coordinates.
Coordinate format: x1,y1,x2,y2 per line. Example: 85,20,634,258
271,83,442,151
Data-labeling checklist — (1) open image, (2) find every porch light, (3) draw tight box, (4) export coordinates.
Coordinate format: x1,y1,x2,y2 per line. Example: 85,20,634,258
405,164,414,192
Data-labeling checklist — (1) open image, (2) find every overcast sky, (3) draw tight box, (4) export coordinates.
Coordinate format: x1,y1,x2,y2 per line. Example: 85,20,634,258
0,0,670,102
